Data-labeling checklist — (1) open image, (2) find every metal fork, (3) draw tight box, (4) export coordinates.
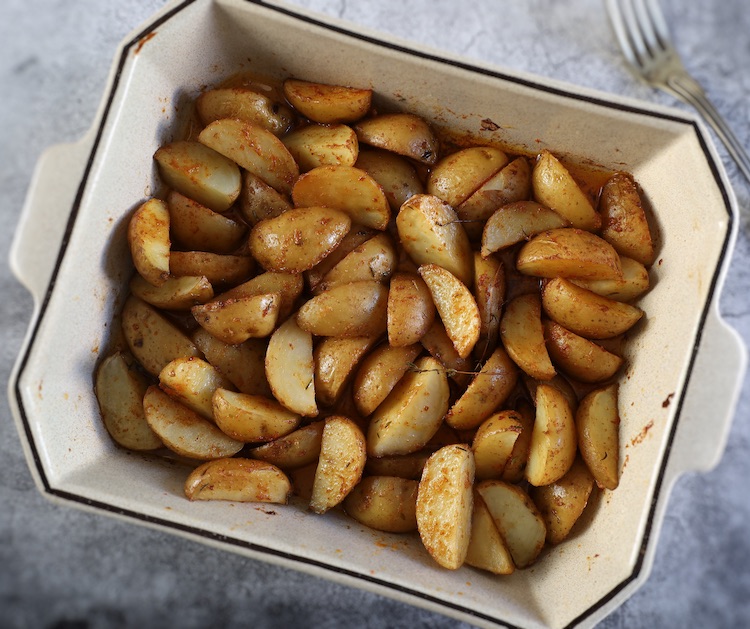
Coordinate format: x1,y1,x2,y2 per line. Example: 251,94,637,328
606,0,750,184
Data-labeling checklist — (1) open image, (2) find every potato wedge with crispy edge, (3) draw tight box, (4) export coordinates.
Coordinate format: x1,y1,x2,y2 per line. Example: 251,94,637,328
143,385,243,459
501,293,556,380
577,383,620,490
121,295,202,377
352,342,422,417
472,410,525,481
600,172,655,266
314,232,397,294
169,251,254,288
249,420,325,469
282,123,358,172
355,148,424,211
427,146,510,209
283,79,372,124
128,198,170,287
343,476,419,533
354,113,439,165
129,274,213,311
532,150,601,231
191,294,280,345
291,165,390,230
305,225,377,292
571,256,650,302
314,335,380,407
465,489,515,575
365,451,430,480
396,194,474,288
530,457,595,545
214,271,303,322
196,87,294,136
477,480,546,569
541,278,644,339
249,206,352,273
473,252,505,361
184,457,292,503
212,388,301,443
458,156,532,241
309,415,367,514
167,190,246,254
526,383,577,486
297,280,388,338
386,272,436,348
418,264,480,359
159,356,233,421
419,319,473,388
544,319,624,383
523,373,579,415
516,228,623,280
367,355,450,457
198,118,299,195
154,141,241,213
265,315,317,417
481,201,569,257
191,330,271,398
416,444,475,570
501,400,535,483
238,171,292,227
445,347,518,431
95,352,162,451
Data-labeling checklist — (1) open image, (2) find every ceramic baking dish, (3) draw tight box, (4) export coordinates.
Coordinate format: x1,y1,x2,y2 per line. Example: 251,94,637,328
8,1,747,627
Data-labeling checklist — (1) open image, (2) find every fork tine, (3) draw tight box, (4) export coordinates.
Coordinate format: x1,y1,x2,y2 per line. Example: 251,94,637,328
631,0,666,57
605,0,639,66
642,0,673,51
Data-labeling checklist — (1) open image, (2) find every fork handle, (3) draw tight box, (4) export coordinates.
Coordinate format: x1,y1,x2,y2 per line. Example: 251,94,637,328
667,73,750,185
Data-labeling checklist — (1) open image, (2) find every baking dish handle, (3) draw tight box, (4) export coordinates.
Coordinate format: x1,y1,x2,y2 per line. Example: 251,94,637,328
668,305,747,474
10,133,95,305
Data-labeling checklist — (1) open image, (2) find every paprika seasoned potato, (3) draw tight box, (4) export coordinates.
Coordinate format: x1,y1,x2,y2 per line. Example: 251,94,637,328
343,476,419,533
196,87,294,135
184,458,292,504
128,198,171,287
354,112,439,165
427,146,509,209
600,172,655,266
283,78,372,124
386,272,436,347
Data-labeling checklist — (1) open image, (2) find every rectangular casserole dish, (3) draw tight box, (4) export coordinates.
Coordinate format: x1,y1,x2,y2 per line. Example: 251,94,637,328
8,1,746,627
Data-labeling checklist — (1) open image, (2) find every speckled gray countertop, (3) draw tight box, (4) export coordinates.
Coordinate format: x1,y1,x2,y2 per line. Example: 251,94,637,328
1,1,748,627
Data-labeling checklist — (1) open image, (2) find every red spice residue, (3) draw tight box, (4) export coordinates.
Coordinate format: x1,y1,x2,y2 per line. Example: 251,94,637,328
630,420,654,447
662,392,675,408
135,32,157,55
480,118,500,131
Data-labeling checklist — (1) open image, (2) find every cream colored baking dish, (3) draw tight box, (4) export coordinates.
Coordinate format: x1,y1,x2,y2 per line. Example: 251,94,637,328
8,1,746,627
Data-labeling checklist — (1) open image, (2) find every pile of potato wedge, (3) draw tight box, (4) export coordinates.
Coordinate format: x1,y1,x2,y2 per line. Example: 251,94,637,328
95,74,655,575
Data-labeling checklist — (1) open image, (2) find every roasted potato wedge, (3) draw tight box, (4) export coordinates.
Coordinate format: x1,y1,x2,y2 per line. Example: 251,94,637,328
544,319,624,383
283,79,372,124
129,274,213,311
500,293,556,380
154,141,241,213
367,356,450,457
212,388,301,443
541,278,644,339
500,400,535,483
314,232,397,293
305,225,377,292
343,476,419,533
168,251,254,288
198,118,299,195
158,356,233,421
465,490,515,575
167,191,246,254
365,452,429,480
386,272,436,347
577,383,620,490
416,445,475,570
249,420,325,469
128,198,170,287
355,148,424,211
354,113,439,165
184,458,292,503
419,319,474,388
265,315,317,417
143,385,243,459
396,194,474,288
309,416,367,514
196,87,294,136
238,171,292,227
600,172,655,266
291,165,390,230
472,410,525,481
215,271,303,322
532,150,600,231
94,352,162,451
249,206,352,273
314,335,379,407
570,255,650,302
191,294,280,344
473,252,505,360
427,146,509,209
526,383,577,486
282,123,358,171
481,201,569,257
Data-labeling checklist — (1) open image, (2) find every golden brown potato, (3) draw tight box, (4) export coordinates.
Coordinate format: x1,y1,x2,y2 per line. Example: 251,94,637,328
352,343,422,417
168,251,254,288
541,277,644,339
544,319,624,383
473,252,505,360
129,274,213,311
500,400,535,483
419,319,474,389
159,356,233,421
354,113,439,165
416,445,475,569
167,191,246,254
465,489,515,575
192,294,280,344
306,225,377,292
283,79,372,124
500,293,556,381
196,87,294,135
249,421,325,469
212,388,301,443
291,165,390,230
600,172,655,266
577,383,620,490
343,476,419,533
570,256,650,302
481,201,569,257
386,272,436,347
314,232,397,294
282,123,359,171
215,271,303,322
516,228,623,280
128,198,170,287
472,410,525,481
532,150,600,231
355,149,424,211
314,335,379,407
365,452,429,480
248,206,351,273
427,146,509,209
184,458,292,503
238,171,292,227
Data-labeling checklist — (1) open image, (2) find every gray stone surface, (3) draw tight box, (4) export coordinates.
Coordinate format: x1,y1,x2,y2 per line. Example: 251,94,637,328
1,0,748,627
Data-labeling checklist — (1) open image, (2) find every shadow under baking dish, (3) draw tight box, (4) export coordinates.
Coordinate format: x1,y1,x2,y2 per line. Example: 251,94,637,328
9,1,740,628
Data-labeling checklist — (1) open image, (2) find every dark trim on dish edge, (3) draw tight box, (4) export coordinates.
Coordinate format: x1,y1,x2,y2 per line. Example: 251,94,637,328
11,0,735,627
